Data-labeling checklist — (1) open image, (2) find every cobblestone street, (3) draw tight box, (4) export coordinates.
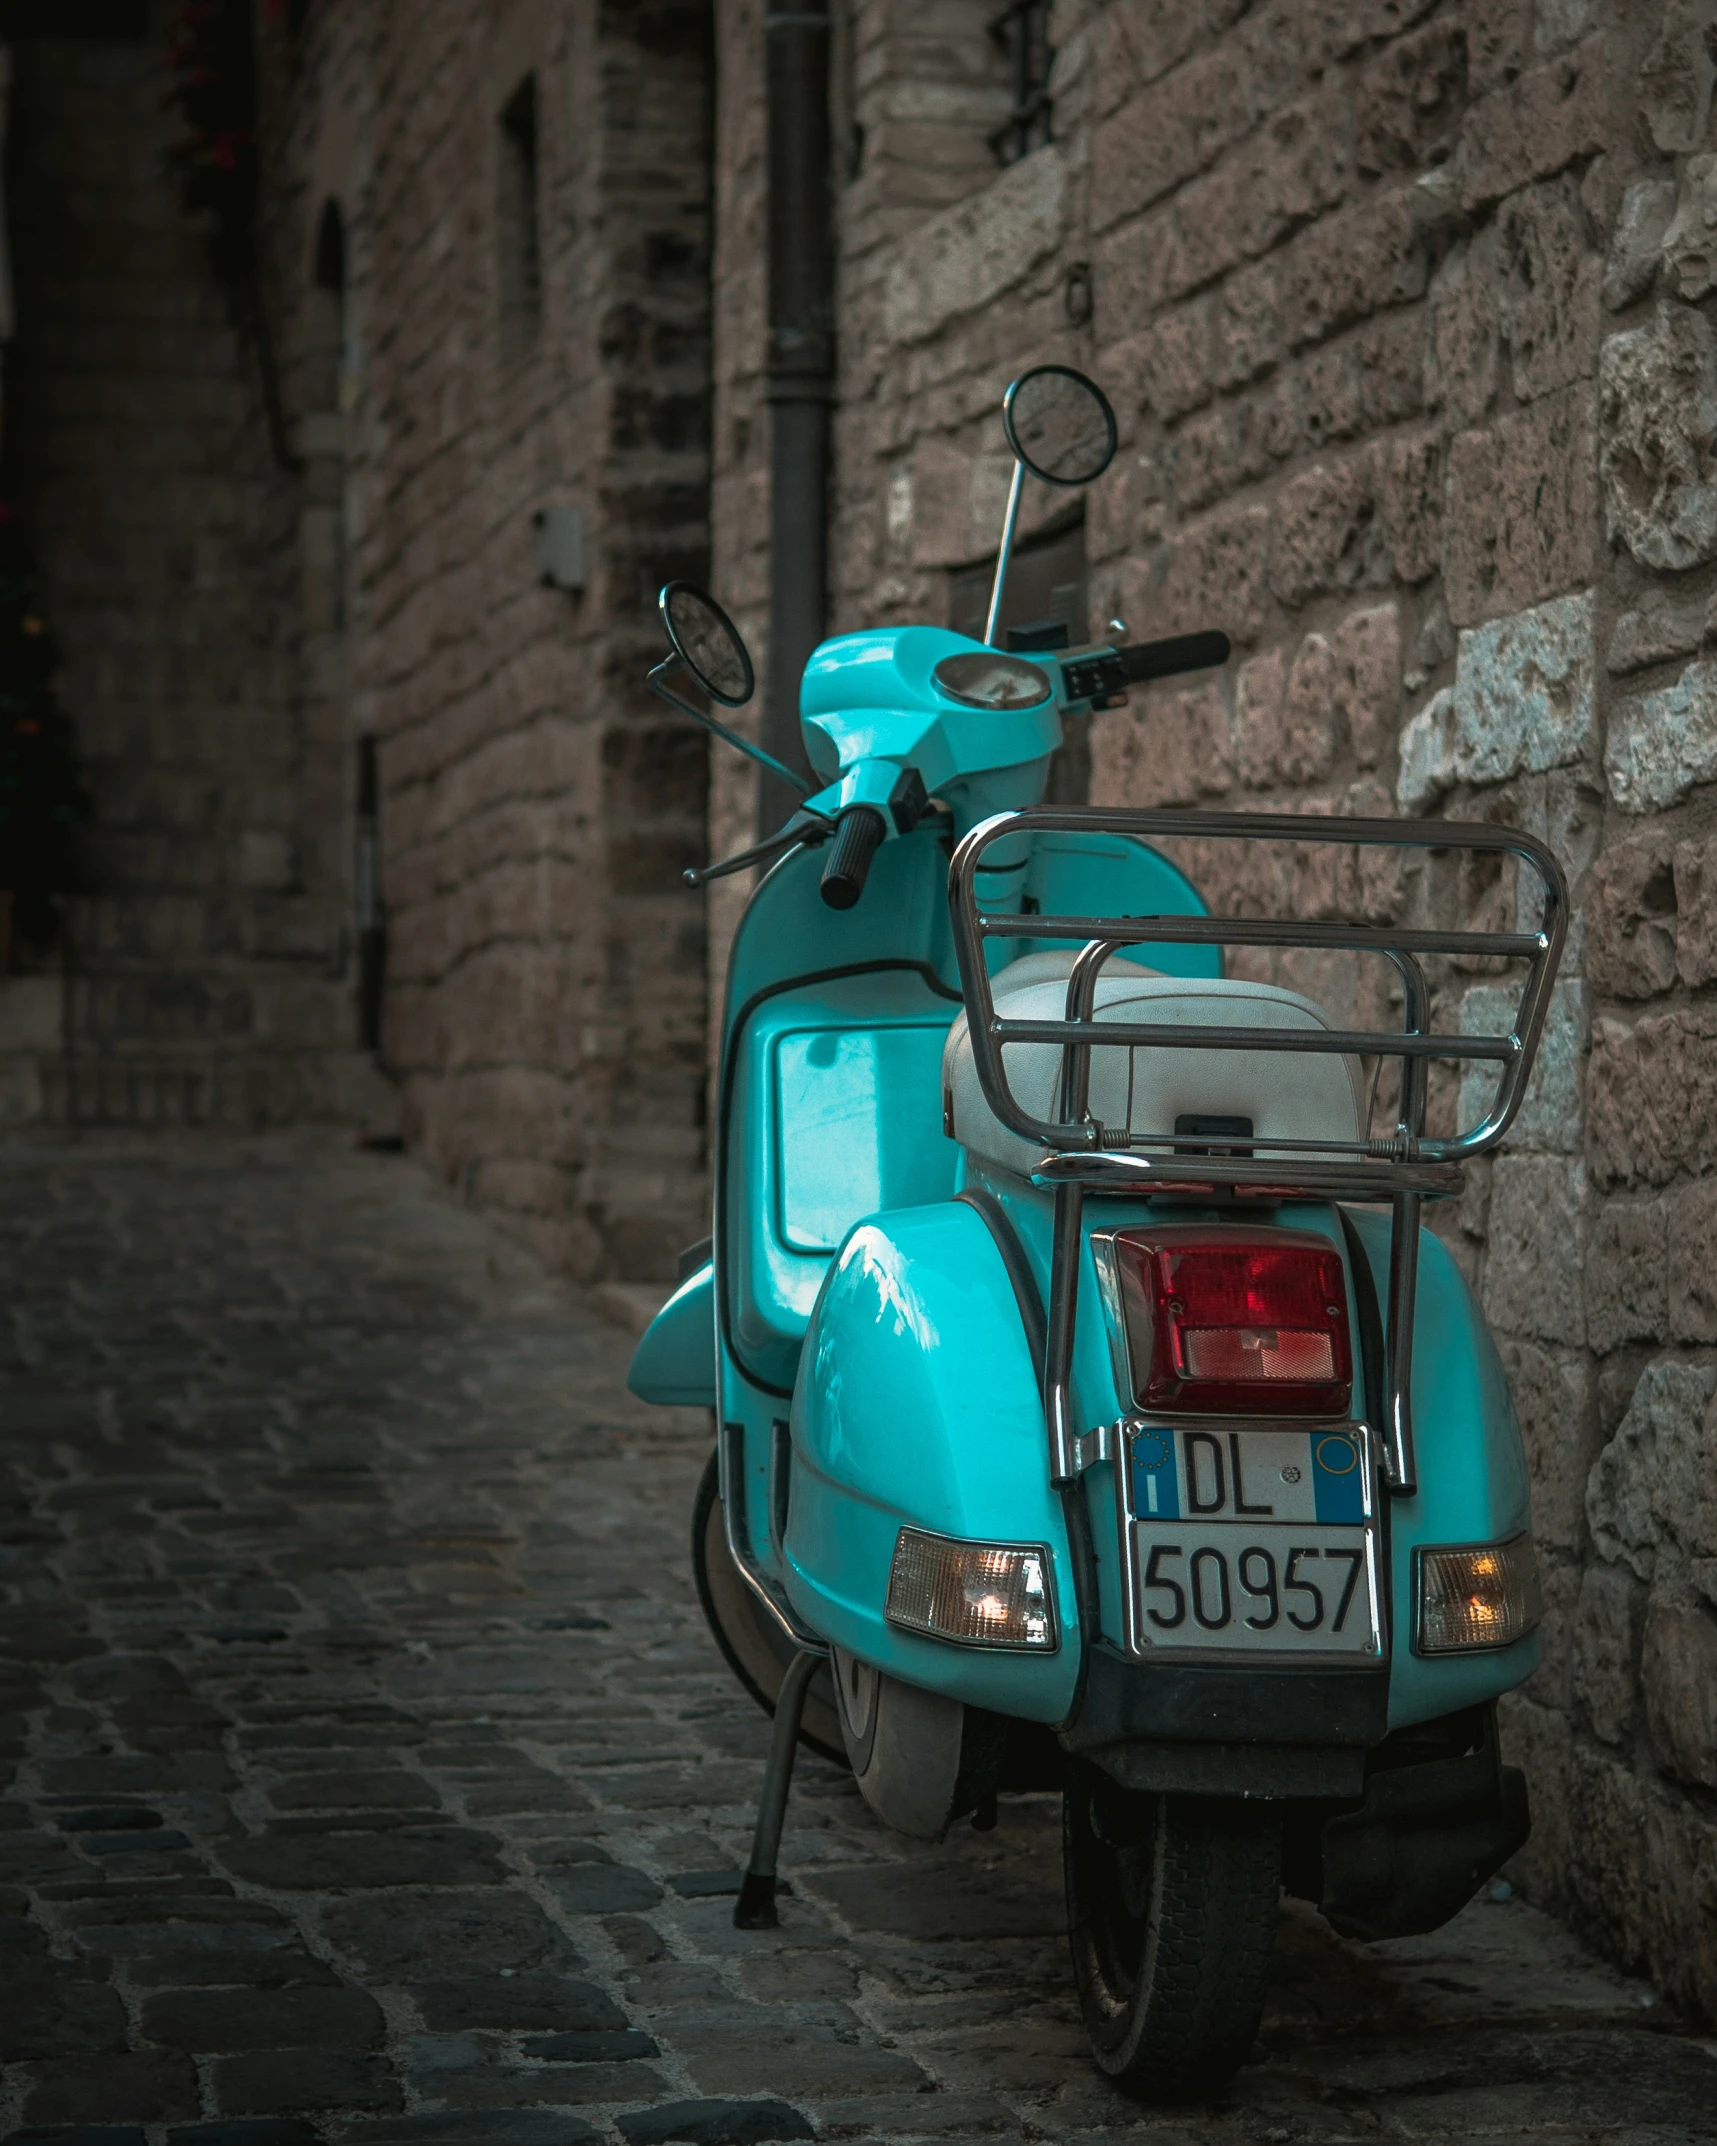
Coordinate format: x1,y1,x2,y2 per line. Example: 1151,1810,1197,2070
0,1131,1711,2146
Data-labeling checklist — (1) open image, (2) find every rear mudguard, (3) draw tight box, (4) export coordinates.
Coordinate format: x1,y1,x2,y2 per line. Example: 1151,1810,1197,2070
787,1184,1539,1737
784,1200,1081,1723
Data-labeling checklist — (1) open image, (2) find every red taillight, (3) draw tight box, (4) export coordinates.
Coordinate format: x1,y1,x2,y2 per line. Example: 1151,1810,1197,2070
1112,1227,1353,1416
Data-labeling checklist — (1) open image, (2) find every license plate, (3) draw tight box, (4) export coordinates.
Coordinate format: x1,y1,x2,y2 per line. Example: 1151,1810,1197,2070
1119,1423,1385,1661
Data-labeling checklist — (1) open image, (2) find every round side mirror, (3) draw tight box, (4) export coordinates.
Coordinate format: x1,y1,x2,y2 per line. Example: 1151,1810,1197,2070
1002,365,1118,487
659,582,755,708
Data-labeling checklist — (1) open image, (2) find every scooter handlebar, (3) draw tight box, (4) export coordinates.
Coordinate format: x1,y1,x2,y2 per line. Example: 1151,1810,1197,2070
1116,629,1232,683
820,806,887,910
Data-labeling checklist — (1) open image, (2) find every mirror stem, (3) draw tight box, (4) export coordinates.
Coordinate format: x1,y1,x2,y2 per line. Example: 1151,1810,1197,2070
648,662,814,796
983,459,1026,647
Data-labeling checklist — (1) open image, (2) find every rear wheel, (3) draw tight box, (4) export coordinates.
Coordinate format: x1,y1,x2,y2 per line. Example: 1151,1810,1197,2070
690,1448,845,1765
1064,1763,1281,2099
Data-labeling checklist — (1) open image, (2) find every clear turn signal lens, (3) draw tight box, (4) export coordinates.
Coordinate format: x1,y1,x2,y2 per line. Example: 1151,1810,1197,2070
1417,1536,1543,1653
886,1527,1058,1652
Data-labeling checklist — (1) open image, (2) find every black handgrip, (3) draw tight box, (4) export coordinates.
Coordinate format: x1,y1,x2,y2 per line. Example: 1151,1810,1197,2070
1117,630,1232,683
820,806,887,910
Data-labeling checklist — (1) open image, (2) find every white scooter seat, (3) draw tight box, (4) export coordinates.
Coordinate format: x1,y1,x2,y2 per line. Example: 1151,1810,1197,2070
942,950,1366,1178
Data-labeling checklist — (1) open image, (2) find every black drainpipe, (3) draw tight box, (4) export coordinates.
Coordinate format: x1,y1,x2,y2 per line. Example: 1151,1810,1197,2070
759,1,834,837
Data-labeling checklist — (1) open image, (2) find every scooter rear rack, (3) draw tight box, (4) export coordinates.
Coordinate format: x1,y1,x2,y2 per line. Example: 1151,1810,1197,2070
947,806,1569,1501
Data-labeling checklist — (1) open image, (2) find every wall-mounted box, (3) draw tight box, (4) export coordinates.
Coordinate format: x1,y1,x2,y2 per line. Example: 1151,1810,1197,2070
533,505,587,592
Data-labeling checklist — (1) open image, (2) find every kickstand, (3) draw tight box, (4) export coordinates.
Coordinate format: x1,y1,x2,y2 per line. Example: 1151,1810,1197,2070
734,1646,822,1929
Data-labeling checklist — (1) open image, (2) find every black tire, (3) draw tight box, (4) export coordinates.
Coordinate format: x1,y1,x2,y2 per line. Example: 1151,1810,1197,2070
690,1448,846,1766
1064,1763,1281,2100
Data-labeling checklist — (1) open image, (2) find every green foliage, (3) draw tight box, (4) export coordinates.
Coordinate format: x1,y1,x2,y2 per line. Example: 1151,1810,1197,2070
0,505,89,941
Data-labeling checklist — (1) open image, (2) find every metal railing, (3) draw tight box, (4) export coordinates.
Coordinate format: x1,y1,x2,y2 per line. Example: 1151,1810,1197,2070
947,807,1570,1501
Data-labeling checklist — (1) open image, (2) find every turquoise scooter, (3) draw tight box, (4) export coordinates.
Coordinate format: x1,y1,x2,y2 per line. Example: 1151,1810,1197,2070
630,367,1566,2098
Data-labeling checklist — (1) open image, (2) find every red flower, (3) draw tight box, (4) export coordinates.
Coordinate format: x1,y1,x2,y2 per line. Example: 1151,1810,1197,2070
16,720,40,737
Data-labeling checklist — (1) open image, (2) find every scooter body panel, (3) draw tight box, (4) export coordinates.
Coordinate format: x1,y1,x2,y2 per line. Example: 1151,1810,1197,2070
784,1198,1080,1722
627,1262,716,1407
833,1166,1539,1733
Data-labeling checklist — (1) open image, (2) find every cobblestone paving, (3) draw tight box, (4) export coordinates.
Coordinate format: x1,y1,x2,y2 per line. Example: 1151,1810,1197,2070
0,1132,1712,2146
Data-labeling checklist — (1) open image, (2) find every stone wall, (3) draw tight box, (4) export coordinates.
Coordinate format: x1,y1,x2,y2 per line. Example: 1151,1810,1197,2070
3,18,361,1127
708,0,1717,2016
263,0,714,1280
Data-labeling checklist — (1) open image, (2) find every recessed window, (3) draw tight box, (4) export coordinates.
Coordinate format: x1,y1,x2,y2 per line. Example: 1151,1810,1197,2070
305,199,345,412
989,0,1053,165
497,73,542,358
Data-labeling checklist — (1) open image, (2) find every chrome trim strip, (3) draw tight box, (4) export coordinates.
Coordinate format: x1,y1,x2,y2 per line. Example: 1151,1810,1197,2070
719,1418,829,1654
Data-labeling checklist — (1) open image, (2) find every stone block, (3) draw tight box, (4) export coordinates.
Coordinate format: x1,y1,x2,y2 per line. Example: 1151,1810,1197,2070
1323,603,1399,771
1583,1196,1669,1354
1599,304,1717,571
1086,445,1167,561
141,1985,386,2052
1450,590,1595,785
1215,263,1279,387
1483,1155,1587,1345
1376,427,1442,584
1355,17,1467,176
1603,179,1675,313
1167,407,1234,514
218,1826,506,1890
1152,503,1271,645
616,2100,813,2146
1639,0,1713,154
1584,827,1678,1000
1467,0,1534,98
414,1975,629,2033
1123,301,1213,421
1586,1356,1717,1580
1099,0,1202,93
1607,659,1717,811
1269,456,1383,608
212,2049,401,2116
906,437,976,569
1675,833,1717,986
1459,979,1584,1154
882,149,1066,347
1457,34,1606,210
1606,588,1703,676
1232,648,1283,791
1588,1009,1717,1188
1572,1561,1645,1744
0,978,64,1054
1496,178,1600,403
1356,312,1422,428
1642,1600,1717,1790
1396,685,1454,812
1661,154,1717,302
1445,387,1596,624
1091,47,1252,231
1088,679,1231,810
1668,1177,1717,1344
1301,345,1363,449
1498,1335,1596,1553
1278,191,1428,353
20,2050,199,2125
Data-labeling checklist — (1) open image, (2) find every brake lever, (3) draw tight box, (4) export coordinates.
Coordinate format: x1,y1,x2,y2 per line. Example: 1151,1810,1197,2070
683,811,836,889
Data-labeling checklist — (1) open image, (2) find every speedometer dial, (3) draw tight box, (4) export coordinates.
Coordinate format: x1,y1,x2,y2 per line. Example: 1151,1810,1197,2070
931,651,1052,711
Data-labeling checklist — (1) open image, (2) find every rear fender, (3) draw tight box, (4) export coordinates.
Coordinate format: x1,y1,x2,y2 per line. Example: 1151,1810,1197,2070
785,1200,1080,1723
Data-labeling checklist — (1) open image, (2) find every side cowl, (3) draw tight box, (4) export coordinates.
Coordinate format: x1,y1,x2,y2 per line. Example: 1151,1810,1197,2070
627,1262,716,1407
784,1200,1080,1724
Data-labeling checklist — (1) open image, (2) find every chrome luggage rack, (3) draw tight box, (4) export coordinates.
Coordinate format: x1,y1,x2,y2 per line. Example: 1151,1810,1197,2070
947,807,1569,1499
